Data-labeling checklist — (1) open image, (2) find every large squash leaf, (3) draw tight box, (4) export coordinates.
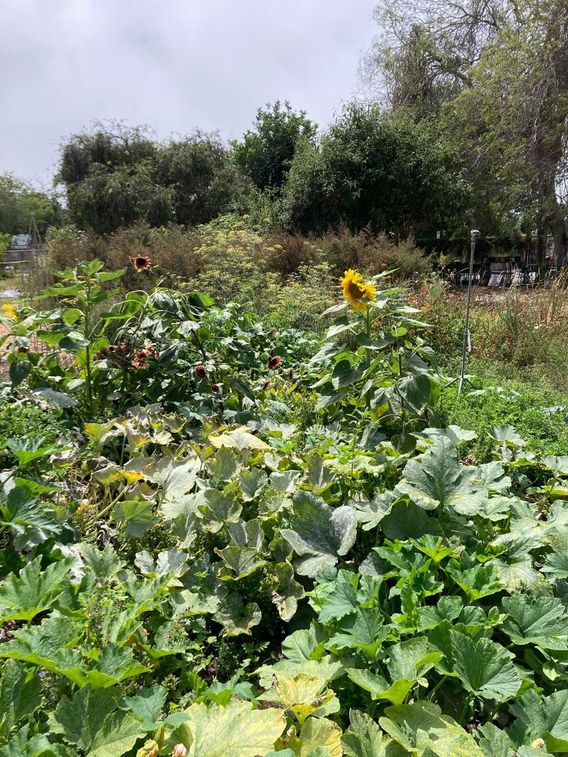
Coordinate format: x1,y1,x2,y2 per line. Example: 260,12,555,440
179,700,285,756
501,595,568,650
451,631,521,702
0,556,72,623
342,710,400,756
396,438,509,516
281,492,357,577
510,689,568,753
381,701,484,756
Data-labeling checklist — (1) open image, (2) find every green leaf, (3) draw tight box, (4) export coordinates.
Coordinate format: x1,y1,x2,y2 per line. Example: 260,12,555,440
476,722,515,757
381,502,441,541
446,562,503,601
380,701,484,756
489,425,526,446
386,637,442,682
268,562,305,622
0,724,72,756
122,686,167,729
342,710,396,756
88,712,146,756
310,569,359,623
0,485,60,550
85,644,149,688
417,596,463,632
501,595,568,650
79,543,124,580
178,700,286,756
451,631,520,701
0,556,72,622
9,359,31,387
281,628,325,663
348,638,441,706
209,426,270,451
354,492,396,531
281,492,357,577
51,687,120,751
396,439,508,516
327,608,388,657
396,373,436,415
239,468,268,500
216,546,267,580
510,688,568,753
0,660,41,737
112,500,154,537
215,593,262,636
0,615,86,686
259,673,338,725
348,668,414,706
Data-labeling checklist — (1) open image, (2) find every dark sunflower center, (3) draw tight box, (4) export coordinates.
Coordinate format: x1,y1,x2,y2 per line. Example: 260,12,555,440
347,281,365,300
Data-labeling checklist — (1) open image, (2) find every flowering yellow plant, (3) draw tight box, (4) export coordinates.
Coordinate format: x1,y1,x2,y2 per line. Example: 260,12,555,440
1,302,18,321
341,269,377,312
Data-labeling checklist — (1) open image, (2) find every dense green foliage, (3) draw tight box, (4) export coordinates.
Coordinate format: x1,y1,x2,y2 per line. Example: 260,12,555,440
232,101,317,192
282,104,467,236
55,105,467,240
58,126,247,235
368,0,568,259
1,262,568,755
0,174,61,236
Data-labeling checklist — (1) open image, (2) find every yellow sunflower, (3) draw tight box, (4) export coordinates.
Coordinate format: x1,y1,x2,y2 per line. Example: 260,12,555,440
341,269,377,312
1,302,18,321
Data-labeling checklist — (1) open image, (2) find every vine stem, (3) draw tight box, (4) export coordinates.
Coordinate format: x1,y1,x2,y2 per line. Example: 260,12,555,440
84,487,127,529
459,694,472,725
427,675,448,702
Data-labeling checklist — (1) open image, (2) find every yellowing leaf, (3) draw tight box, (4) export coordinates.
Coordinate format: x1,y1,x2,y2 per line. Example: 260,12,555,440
262,673,336,725
181,700,285,756
299,717,343,757
209,426,270,451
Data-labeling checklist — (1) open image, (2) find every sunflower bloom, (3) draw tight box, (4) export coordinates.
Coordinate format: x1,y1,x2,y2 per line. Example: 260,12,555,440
129,254,152,272
1,303,19,321
341,269,377,312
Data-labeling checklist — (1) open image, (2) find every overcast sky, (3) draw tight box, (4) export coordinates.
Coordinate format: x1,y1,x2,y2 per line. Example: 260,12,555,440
1,0,378,188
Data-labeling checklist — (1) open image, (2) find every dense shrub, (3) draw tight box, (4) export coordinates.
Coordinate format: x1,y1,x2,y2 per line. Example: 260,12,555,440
281,104,467,236
47,218,432,320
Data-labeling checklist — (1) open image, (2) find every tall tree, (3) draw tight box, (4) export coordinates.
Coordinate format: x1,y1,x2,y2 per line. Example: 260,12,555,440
282,103,467,236
58,125,247,234
366,0,568,264
232,101,317,191
155,133,248,226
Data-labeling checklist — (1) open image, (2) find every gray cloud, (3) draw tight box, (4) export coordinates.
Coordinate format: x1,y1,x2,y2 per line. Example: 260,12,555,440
0,0,377,187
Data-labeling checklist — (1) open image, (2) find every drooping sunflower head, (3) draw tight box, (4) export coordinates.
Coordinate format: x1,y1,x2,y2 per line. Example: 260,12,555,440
341,269,377,312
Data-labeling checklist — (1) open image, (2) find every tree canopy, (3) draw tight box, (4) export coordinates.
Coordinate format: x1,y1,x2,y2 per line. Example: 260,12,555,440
0,174,61,236
232,101,317,192
57,125,248,235
282,104,467,237
366,0,568,262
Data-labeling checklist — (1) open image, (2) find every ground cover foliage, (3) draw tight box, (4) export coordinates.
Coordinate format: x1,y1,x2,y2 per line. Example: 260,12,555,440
1,264,568,756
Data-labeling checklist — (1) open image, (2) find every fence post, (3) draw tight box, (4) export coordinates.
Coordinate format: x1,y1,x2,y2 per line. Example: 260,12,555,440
458,229,480,395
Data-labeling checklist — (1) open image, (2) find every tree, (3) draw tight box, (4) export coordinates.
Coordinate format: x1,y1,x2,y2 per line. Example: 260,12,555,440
0,174,61,235
364,0,508,117
232,101,317,191
58,125,248,234
366,0,568,264
155,134,249,226
282,104,467,237
58,123,158,185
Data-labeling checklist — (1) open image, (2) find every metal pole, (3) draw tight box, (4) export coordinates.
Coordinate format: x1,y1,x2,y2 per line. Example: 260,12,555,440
458,229,480,394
